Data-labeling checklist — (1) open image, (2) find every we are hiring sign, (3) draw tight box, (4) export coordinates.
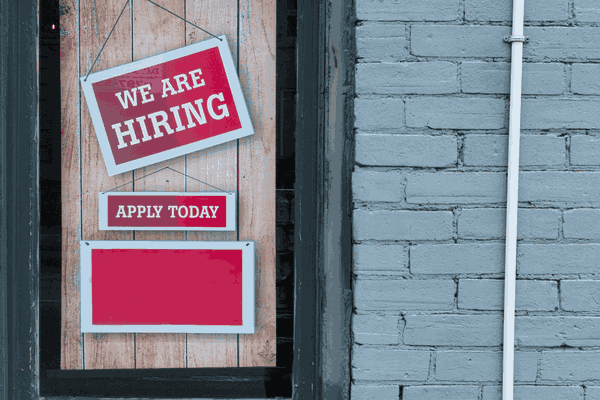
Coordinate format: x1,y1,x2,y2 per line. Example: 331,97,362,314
80,36,253,176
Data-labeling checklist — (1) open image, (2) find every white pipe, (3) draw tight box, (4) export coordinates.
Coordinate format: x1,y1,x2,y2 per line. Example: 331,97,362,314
503,0,525,399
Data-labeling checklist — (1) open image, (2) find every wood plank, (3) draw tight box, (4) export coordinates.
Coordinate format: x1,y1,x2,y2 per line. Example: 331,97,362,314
185,0,239,369
80,0,136,369
132,0,186,369
238,0,277,367
60,0,82,370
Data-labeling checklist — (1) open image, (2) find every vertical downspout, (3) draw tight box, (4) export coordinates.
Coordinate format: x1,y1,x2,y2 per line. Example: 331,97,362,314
503,0,526,399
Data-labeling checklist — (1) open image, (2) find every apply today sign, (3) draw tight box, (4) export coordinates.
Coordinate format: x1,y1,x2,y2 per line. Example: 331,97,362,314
80,36,253,176
99,192,236,231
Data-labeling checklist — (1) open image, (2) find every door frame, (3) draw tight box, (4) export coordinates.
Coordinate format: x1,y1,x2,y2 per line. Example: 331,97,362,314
293,0,354,397
0,0,354,398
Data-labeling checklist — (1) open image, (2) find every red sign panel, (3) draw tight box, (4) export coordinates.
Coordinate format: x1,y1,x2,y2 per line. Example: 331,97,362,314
99,192,235,231
80,36,253,176
92,249,242,325
81,241,255,333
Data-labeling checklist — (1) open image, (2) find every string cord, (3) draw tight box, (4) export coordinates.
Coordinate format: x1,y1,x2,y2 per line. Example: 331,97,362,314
145,0,222,41
101,166,228,194
84,0,222,82
84,0,130,82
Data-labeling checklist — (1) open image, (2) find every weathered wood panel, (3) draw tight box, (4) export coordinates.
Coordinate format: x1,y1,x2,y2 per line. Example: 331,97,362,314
238,0,277,367
80,0,135,369
60,0,83,370
132,0,187,369
62,0,276,369
185,0,240,369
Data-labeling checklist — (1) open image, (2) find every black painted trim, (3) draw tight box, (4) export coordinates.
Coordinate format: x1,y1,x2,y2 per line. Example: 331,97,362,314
293,0,354,398
0,0,40,399
293,0,323,395
320,0,355,397
42,368,291,398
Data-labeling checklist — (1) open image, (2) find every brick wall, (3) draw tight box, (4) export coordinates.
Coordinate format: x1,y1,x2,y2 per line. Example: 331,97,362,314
351,0,600,399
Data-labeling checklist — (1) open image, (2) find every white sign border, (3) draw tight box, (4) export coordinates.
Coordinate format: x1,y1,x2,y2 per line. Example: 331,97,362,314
98,191,236,231
80,240,255,334
80,35,254,176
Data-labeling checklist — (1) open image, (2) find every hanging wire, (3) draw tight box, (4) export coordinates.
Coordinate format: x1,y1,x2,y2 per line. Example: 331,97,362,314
102,166,228,194
146,0,222,41
83,0,222,82
83,0,130,82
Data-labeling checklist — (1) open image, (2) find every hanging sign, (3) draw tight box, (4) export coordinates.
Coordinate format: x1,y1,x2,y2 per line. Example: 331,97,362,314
80,35,253,176
80,240,255,333
99,191,235,231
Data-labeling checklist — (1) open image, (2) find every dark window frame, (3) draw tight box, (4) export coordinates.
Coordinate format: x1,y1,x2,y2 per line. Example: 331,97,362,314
0,0,353,398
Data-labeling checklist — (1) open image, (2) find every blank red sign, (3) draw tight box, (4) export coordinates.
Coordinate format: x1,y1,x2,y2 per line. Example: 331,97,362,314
91,248,243,325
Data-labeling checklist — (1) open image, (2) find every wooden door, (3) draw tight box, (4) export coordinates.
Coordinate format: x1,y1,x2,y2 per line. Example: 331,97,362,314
60,0,275,369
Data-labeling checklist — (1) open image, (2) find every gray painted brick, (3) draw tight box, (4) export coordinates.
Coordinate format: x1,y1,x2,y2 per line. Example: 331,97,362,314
564,209,600,239
482,386,583,400
354,278,455,310
570,136,600,166
522,99,600,130
518,244,600,275
458,208,560,240
411,26,510,58
355,98,404,131
350,5,600,393
357,63,459,95
575,0,600,22
353,169,404,202
436,351,537,382
466,0,568,22
572,64,600,94
354,210,453,240
411,244,504,275
403,386,480,400
516,316,600,347
406,316,600,348
358,37,409,63
353,313,401,345
351,385,400,400
458,279,558,311
356,134,457,167
405,98,507,130
519,172,600,206
463,135,565,167
561,280,600,312
540,351,600,381
354,244,409,275
404,315,502,346
586,387,600,400
525,27,600,60
412,26,600,60
352,346,430,381
357,23,408,62
357,22,406,39
461,62,566,95
406,172,506,204
357,0,460,21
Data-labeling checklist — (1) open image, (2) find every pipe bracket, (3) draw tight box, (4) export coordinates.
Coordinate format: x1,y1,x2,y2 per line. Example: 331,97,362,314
504,35,529,43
